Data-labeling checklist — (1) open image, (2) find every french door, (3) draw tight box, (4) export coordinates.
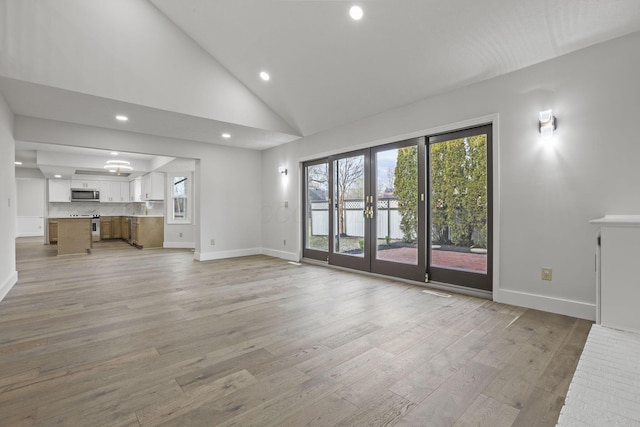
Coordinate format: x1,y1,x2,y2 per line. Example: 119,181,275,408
303,138,426,282
303,125,492,291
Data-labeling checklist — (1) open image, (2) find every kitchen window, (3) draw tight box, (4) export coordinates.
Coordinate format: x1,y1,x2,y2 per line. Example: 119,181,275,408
168,172,192,224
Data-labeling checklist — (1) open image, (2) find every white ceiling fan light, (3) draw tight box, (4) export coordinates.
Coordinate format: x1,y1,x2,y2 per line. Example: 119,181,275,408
103,159,133,175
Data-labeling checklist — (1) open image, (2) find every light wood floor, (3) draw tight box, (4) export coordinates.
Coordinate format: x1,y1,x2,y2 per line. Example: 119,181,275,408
1,237,591,426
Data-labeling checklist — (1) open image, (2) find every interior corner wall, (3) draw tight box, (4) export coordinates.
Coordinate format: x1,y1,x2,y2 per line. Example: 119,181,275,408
0,90,17,302
260,31,640,320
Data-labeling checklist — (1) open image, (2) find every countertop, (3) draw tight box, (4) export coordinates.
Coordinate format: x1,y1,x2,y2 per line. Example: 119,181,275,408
48,216,93,219
590,215,640,226
48,215,164,219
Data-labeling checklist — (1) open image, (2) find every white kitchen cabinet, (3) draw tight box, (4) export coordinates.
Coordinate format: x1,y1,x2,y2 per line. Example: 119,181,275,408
129,178,142,202
71,180,99,189
119,182,130,202
100,180,130,203
141,172,164,200
99,181,111,203
591,215,640,333
49,179,71,202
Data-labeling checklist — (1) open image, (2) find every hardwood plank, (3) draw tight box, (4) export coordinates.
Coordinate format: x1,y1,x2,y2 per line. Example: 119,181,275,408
277,393,358,426
218,376,340,427
452,393,519,427
154,367,309,426
0,237,592,426
510,386,566,427
334,390,415,427
395,361,498,426
136,369,257,426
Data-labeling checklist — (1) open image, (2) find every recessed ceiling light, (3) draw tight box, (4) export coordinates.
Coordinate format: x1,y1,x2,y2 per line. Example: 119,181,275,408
110,151,119,156
14,161,22,165
260,71,270,81
349,5,363,20
54,174,62,178
222,133,231,139
115,115,129,122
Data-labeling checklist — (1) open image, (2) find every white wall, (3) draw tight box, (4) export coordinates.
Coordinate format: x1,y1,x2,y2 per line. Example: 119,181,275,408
0,91,17,301
261,31,640,320
14,117,263,261
16,177,45,237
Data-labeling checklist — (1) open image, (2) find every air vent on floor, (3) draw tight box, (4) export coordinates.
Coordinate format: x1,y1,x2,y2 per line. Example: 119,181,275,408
422,290,451,297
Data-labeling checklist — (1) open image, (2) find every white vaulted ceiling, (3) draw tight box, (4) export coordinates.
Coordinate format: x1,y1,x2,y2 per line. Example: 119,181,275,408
2,0,640,150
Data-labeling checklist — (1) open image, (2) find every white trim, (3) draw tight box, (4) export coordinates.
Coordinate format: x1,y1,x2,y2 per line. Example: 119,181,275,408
297,113,500,162
16,231,44,237
163,241,195,249
166,172,193,225
262,248,299,262
0,271,18,303
194,247,262,261
491,114,501,299
494,288,595,321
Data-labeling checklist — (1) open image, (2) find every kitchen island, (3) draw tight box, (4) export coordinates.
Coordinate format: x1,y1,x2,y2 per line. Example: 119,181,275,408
56,217,92,255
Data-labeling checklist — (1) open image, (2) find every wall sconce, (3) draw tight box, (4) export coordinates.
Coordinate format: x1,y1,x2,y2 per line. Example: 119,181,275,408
539,109,557,138
278,166,288,175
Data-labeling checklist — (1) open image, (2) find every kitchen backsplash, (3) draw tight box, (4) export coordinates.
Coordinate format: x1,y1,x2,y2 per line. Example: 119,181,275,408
49,201,165,217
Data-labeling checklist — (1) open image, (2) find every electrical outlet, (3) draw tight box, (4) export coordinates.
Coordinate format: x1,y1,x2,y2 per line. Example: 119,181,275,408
283,239,287,246
211,239,215,246
179,232,183,238
541,267,552,281
284,200,289,208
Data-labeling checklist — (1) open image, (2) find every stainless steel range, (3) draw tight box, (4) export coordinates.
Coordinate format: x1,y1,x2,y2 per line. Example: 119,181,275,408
91,215,100,242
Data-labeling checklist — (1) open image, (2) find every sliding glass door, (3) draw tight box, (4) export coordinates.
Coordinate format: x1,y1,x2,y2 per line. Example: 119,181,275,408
302,125,492,291
329,150,370,271
428,125,492,291
370,139,426,281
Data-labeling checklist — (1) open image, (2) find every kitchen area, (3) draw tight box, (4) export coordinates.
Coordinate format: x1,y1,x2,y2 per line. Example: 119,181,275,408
15,143,196,256
47,173,166,255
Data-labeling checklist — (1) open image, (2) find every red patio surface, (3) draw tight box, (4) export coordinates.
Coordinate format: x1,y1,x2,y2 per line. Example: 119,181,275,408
376,247,487,274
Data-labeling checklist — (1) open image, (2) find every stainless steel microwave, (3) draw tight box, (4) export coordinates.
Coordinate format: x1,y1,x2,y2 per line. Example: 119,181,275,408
71,189,100,201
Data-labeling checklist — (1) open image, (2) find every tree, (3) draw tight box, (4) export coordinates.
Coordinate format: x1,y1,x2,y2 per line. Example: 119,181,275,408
465,135,488,247
336,156,364,235
394,146,418,242
430,135,487,248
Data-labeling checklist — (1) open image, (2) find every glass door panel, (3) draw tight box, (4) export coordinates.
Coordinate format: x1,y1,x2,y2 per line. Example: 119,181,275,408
329,151,370,271
303,161,329,261
375,147,417,265
370,139,425,281
428,125,492,291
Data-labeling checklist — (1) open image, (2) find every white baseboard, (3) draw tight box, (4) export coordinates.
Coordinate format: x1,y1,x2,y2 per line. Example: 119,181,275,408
0,270,18,303
494,288,596,321
261,248,299,262
195,247,262,261
163,241,195,249
16,232,44,237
